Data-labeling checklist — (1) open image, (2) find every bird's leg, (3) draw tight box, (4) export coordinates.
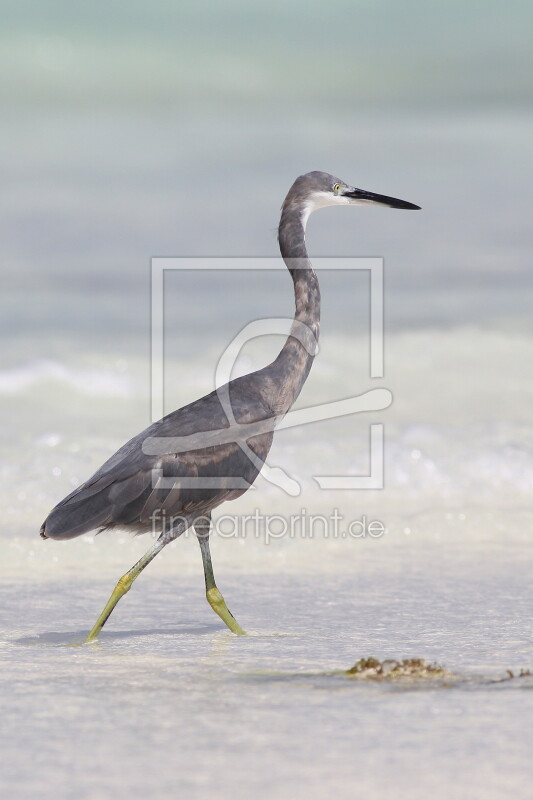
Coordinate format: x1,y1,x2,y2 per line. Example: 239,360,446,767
84,539,166,643
194,515,246,635
85,520,187,643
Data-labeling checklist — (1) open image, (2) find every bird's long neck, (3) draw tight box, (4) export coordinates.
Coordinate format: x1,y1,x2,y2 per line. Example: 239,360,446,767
266,202,321,416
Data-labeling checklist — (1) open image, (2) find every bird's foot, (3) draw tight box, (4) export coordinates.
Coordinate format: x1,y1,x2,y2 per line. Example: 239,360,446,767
206,587,247,635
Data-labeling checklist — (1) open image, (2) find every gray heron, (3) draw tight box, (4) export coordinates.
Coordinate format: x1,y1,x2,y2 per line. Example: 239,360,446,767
40,171,420,641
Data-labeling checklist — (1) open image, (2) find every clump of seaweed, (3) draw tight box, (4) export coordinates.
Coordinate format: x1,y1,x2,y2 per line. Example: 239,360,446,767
487,668,531,684
346,657,453,681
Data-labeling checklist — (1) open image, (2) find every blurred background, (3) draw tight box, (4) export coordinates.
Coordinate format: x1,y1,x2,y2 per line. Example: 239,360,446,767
1,4,533,800
1,0,532,546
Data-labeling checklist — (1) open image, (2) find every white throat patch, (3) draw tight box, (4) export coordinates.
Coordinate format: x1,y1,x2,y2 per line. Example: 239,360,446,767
300,191,350,229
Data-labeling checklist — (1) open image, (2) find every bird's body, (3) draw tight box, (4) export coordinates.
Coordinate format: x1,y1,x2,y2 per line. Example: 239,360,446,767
40,171,419,640
42,374,276,540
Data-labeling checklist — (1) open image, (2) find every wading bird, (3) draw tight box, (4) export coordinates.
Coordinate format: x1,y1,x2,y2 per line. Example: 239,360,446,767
41,171,420,641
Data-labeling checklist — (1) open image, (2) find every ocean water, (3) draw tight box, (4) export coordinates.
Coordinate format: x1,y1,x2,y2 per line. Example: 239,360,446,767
1,15,533,794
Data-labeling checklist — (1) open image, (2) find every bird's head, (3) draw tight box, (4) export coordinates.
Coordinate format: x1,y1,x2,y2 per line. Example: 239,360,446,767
283,171,420,227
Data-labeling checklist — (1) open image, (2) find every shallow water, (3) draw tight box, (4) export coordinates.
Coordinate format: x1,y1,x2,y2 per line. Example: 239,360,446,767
1,544,532,800
1,38,532,795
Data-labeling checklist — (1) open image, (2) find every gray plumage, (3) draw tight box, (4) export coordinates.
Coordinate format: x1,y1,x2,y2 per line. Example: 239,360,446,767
41,171,419,543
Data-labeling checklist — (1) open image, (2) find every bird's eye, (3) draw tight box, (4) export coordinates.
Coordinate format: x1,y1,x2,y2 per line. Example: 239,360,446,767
333,183,341,194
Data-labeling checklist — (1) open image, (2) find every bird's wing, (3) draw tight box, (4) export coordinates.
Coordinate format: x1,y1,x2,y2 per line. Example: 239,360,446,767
41,382,275,540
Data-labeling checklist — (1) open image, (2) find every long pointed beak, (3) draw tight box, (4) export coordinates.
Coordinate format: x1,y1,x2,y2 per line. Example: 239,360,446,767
343,187,421,210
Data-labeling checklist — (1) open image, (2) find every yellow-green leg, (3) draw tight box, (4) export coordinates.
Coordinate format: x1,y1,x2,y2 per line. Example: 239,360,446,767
85,536,168,643
194,516,246,635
